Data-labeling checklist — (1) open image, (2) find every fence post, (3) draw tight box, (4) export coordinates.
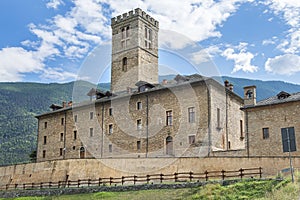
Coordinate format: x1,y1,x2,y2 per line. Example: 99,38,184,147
174,172,178,182
32,183,34,189
23,183,25,190
259,167,262,179
67,180,70,188
88,179,91,187
147,175,150,184
221,170,225,180
58,181,60,188
40,182,43,189
98,178,102,186
77,180,80,188
189,171,193,182
121,176,124,185
5,184,8,190
133,175,137,185
205,170,209,181
160,173,163,183
110,177,113,185
239,168,244,179
15,184,18,189
49,181,52,188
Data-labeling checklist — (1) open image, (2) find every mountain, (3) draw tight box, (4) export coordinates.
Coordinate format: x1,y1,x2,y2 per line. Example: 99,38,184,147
0,77,300,166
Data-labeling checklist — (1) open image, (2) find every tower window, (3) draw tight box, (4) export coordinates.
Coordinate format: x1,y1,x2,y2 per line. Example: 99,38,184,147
60,133,64,142
145,27,152,49
121,26,130,48
166,110,173,126
137,141,141,150
109,108,113,116
90,112,94,120
44,122,47,129
137,102,142,110
122,57,127,72
188,107,195,123
74,130,77,140
263,128,269,139
188,135,195,144
43,136,47,145
90,128,94,137
109,144,112,153
42,150,46,158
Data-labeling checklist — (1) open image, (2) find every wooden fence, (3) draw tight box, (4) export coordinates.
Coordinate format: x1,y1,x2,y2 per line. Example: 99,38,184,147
0,167,262,191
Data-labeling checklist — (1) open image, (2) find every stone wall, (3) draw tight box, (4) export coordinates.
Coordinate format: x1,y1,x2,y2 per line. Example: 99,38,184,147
1,157,299,187
246,101,300,156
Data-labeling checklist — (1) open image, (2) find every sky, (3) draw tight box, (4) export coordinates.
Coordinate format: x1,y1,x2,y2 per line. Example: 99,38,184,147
0,0,300,84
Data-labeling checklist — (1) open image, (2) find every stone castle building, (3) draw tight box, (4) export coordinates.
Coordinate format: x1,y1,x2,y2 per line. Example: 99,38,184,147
35,8,299,162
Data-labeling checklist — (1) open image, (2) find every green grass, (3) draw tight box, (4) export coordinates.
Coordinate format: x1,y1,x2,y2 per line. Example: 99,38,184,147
1,178,300,200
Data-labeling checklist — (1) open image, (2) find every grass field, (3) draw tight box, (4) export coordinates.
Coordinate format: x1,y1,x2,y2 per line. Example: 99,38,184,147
1,177,299,200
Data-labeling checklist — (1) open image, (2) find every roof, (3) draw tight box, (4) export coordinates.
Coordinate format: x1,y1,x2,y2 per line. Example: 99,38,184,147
243,91,300,109
36,74,243,118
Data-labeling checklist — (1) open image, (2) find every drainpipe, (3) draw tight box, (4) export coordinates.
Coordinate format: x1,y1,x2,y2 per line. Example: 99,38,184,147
225,92,229,150
101,103,104,158
207,85,211,156
63,112,67,159
245,110,250,157
146,95,149,158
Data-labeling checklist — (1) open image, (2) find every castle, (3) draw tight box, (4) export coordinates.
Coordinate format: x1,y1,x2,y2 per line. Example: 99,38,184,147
35,8,299,164
0,8,299,189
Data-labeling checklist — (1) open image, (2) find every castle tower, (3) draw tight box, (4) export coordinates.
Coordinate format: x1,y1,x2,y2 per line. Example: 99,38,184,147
111,8,159,93
243,86,256,106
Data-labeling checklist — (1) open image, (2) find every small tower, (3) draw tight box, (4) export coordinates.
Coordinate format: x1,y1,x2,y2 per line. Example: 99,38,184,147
111,8,159,93
243,86,256,106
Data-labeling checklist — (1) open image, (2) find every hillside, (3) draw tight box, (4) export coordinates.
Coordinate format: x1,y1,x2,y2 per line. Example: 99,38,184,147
0,77,299,166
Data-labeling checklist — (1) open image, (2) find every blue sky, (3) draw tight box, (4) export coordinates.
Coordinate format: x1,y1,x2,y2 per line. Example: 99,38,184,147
0,0,300,84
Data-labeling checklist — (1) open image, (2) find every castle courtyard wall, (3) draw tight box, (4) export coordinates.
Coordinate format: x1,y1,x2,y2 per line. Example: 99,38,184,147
0,157,299,187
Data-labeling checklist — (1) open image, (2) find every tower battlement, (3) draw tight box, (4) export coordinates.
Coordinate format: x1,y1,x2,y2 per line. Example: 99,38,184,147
111,8,159,28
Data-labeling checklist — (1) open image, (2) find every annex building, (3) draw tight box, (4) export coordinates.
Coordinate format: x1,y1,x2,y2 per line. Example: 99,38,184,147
35,8,299,163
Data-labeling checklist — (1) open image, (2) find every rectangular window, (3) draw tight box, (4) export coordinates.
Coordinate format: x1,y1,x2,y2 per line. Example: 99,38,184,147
60,148,63,156
188,107,195,123
137,102,142,110
240,120,244,138
109,108,113,116
109,124,113,134
90,128,93,137
137,119,142,130
281,127,296,152
137,141,141,150
61,118,64,125
42,150,46,158
60,133,64,142
90,112,94,120
109,144,112,153
74,115,78,123
74,130,77,140
166,110,173,126
188,135,196,144
44,122,47,129
43,136,47,145
217,108,220,128
228,141,231,149
145,27,152,49
262,128,269,139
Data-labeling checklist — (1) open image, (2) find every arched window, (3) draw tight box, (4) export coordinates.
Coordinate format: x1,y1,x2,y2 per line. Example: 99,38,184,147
80,147,85,159
122,57,127,72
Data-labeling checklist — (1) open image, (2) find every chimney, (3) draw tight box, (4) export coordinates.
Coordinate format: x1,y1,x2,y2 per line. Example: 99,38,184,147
68,101,73,107
243,86,256,106
162,79,168,85
62,101,66,108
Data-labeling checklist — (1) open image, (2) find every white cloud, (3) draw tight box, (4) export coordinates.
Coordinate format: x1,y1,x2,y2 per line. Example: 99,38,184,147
191,46,221,64
222,42,258,73
40,67,77,82
265,54,300,75
0,47,44,82
46,0,64,9
108,0,252,42
265,0,300,53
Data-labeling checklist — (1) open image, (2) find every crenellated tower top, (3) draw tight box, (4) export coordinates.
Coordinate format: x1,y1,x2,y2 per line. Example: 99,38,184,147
111,8,159,28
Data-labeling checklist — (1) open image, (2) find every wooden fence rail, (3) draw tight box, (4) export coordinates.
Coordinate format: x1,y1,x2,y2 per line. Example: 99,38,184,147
0,167,262,191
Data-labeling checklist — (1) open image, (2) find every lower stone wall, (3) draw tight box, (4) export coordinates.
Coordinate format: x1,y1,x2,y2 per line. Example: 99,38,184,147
0,157,299,187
